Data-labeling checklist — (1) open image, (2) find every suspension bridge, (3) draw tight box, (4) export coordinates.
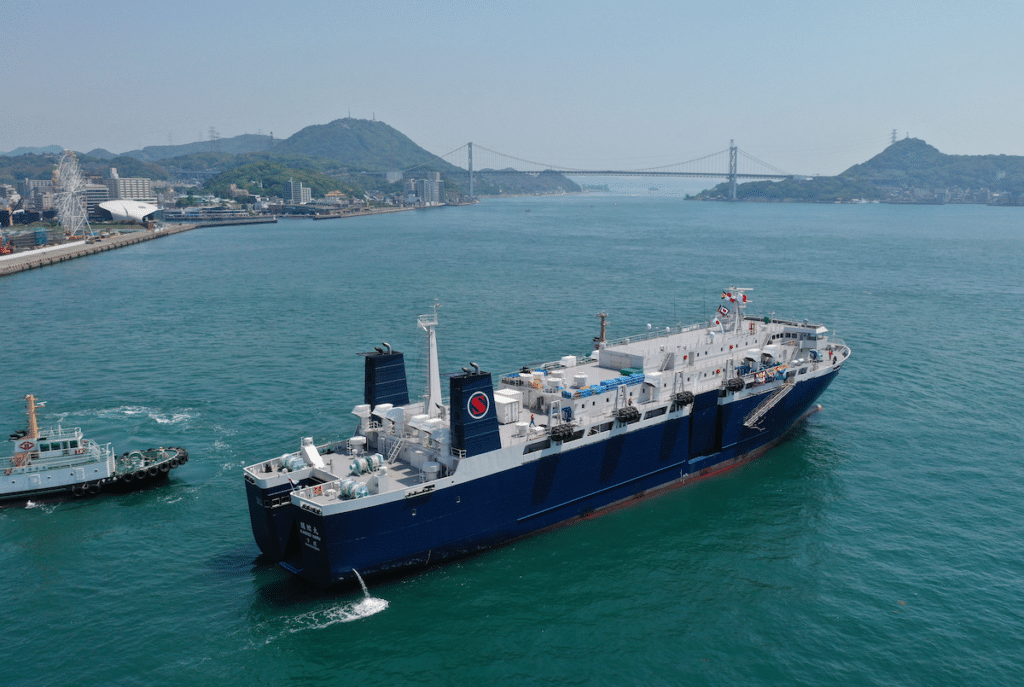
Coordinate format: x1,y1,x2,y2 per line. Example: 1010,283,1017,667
423,141,793,200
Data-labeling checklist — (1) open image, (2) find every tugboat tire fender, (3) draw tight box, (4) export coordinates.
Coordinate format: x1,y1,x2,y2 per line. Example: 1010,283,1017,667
169,458,179,468
135,470,148,481
147,466,159,477
89,482,101,494
159,463,170,473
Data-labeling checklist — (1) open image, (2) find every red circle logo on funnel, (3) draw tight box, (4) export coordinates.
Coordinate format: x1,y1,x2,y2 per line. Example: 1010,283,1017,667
467,391,490,419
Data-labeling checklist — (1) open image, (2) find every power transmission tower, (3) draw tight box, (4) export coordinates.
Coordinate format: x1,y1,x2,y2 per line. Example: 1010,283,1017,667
891,129,897,144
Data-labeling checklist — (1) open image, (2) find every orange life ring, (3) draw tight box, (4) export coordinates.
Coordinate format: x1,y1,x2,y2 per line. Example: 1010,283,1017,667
3,468,11,476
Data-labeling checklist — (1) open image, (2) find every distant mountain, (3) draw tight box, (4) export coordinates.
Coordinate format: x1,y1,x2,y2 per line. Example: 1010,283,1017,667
120,134,276,162
840,138,1024,189
85,148,117,160
273,118,459,172
0,153,61,184
2,145,64,157
694,138,1024,202
1,118,579,198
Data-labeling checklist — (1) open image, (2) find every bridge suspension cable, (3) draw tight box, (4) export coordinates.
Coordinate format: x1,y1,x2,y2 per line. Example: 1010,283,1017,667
421,141,794,200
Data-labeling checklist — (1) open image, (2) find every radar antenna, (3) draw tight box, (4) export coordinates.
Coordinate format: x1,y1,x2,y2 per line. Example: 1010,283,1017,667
52,150,94,239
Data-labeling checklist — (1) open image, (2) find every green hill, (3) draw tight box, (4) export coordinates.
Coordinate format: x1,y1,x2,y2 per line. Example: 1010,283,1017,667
272,118,459,173
121,134,276,162
693,138,1024,202
203,159,363,200
0,153,59,184
1,145,63,157
841,138,1024,191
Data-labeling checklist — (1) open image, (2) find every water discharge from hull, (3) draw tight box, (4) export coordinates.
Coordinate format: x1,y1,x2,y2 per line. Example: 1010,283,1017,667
353,568,370,598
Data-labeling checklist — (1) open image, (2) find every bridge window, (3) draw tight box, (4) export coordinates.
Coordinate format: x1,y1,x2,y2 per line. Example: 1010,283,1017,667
644,407,667,420
40,444,50,452
69,440,78,449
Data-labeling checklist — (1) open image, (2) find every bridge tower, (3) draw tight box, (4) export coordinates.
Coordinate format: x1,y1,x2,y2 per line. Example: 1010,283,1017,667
728,140,738,200
468,142,474,198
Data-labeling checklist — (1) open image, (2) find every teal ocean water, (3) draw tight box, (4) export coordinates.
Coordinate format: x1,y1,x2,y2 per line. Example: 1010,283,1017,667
2,198,1022,686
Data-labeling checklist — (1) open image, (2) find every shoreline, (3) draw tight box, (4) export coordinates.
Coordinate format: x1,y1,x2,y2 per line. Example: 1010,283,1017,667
0,224,202,278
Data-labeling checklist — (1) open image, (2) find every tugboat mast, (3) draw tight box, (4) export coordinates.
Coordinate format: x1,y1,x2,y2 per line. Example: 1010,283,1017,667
25,394,41,441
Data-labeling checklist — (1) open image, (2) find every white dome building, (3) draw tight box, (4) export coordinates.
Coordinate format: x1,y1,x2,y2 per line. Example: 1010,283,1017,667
97,200,161,223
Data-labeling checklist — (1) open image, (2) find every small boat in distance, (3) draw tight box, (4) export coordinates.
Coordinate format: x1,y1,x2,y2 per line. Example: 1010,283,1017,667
2,395,188,504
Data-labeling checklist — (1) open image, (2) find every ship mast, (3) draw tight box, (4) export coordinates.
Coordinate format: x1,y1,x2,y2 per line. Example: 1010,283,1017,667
418,302,442,418
594,311,608,349
728,287,752,330
25,394,41,440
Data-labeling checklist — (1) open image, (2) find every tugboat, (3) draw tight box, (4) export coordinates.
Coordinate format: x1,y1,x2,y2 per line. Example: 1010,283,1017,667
243,290,850,588
2,395,188,504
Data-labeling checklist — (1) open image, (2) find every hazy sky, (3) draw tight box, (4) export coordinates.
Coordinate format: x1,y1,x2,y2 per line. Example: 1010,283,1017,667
4,0,1021,176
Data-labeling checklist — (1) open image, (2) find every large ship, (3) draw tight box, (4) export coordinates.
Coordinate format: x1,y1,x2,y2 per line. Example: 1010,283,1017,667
244,290,849,587
2,395,188,504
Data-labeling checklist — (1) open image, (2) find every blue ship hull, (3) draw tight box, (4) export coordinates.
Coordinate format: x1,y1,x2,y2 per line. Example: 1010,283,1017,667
247,369,839,587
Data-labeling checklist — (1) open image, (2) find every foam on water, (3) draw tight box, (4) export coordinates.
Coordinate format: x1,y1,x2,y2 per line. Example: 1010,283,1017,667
24,500,58,514
259,575,390,643
286,596,389,634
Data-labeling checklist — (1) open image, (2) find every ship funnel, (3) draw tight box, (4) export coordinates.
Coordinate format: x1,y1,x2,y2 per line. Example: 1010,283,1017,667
382,342,392,354
450,367,500,457
364,346,410,409
470,362,481,374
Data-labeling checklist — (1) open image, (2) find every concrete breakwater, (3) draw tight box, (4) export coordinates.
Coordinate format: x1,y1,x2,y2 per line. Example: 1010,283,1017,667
0,224,196,278
0,217,279,278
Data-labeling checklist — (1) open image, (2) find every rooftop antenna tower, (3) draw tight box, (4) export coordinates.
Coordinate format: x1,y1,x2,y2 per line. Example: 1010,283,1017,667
53,150,93,238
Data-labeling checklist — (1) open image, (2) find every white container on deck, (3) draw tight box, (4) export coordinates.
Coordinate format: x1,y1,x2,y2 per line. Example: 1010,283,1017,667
494,394,520,424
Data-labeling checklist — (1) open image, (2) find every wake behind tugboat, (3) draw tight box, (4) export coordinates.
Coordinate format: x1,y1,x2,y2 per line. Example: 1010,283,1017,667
1,395,188,506
244,288,850,588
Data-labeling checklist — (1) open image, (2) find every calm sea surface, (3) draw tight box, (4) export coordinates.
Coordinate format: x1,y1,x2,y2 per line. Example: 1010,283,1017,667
2,197,1022,686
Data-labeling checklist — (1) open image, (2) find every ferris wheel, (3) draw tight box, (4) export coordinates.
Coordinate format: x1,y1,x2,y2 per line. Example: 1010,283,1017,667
53,150,94,238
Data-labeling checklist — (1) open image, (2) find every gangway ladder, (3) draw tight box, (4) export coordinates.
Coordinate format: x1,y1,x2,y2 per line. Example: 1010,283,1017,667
387,436,406,465
743,378,795,429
